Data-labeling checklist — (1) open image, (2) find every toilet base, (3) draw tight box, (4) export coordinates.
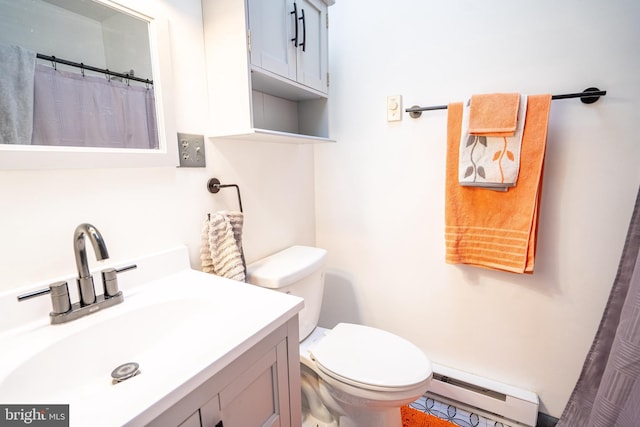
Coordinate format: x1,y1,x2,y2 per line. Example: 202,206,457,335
315,375,406,427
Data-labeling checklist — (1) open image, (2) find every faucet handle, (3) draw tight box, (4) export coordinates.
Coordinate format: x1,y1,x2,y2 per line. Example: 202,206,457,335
17,281,71,315
101,264,137,298
49,281,72,314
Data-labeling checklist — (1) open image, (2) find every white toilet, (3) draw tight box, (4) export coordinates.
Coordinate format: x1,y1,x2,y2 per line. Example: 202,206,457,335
246,246,432,427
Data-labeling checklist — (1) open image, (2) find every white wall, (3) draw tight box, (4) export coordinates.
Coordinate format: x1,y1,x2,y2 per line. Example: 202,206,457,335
2,0,639,420
0,0,315,297
316,0,640,417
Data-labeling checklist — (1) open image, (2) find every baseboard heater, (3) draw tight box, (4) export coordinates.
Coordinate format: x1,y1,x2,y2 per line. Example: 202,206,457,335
426,363,539,427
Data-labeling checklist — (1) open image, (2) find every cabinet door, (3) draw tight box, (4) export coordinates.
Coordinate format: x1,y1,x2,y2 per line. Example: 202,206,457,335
178,410,202,427
295,0,328,93
219,340,290,427
248,0,297,82
200,394,222,427
249,0,328,95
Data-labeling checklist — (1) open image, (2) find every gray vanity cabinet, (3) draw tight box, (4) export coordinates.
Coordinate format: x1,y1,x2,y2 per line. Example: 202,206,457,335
201,339,290,427
150,317,301,427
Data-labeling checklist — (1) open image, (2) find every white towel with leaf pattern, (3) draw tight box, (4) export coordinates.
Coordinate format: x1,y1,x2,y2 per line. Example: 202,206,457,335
458,95,527,189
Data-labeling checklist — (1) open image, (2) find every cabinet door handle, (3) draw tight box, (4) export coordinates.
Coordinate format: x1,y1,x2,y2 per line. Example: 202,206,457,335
290,2,299,47
299,8,306,52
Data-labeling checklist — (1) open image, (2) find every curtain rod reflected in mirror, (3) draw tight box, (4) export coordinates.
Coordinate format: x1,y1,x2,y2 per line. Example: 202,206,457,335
37,53,153,86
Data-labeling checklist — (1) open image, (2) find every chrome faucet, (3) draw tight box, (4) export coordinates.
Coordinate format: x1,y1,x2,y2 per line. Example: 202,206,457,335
17,223,136,324
74,223,109,306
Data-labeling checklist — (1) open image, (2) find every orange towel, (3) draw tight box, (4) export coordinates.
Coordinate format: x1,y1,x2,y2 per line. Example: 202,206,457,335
468,93,520,136
445,94,551,274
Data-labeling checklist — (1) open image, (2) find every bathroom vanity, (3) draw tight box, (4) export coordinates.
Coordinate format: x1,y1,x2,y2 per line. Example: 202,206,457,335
149,318,300,427
0,247,303,427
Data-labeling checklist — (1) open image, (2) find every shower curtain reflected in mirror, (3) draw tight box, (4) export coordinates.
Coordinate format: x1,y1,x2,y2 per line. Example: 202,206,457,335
558,186,640,427
32,64,158,149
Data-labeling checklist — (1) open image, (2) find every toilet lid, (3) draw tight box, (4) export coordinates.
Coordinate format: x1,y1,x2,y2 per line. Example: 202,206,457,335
310,323,432,389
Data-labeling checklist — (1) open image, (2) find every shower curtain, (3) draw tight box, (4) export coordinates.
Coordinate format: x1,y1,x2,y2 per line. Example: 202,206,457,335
31,64,158,149
558,186,640,426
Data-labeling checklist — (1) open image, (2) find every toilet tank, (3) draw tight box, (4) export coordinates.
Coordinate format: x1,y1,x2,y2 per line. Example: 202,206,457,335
246,246,327,341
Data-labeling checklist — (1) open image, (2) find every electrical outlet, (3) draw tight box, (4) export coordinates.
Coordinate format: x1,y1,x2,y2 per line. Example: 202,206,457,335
387,95,403,122
177,133,206,167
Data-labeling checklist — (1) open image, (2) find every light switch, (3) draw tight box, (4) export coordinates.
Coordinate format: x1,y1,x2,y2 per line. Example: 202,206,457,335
387,95,403,122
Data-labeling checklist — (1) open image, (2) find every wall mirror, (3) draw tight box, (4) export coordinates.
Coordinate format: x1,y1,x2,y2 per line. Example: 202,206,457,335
0,0,177,169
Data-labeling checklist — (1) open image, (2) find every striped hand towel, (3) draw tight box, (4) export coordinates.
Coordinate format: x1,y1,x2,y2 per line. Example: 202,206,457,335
201,211,246,281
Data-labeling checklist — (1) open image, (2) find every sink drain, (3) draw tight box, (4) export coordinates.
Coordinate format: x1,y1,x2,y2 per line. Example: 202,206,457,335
111,362,141,384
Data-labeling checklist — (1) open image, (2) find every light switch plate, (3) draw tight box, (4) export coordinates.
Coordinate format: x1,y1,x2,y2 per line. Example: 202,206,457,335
387,95,403,122
177,133,206,167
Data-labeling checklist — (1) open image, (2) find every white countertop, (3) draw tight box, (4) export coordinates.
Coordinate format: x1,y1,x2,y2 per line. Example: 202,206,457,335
0,246,303,426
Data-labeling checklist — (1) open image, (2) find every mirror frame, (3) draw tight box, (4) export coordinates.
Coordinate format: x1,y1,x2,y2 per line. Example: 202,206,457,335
0,0,178,170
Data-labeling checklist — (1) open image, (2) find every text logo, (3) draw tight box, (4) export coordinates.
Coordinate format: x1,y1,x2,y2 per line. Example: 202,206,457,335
1,405,68,427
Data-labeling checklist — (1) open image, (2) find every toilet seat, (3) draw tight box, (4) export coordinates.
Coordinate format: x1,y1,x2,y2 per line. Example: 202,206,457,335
310,323,432,392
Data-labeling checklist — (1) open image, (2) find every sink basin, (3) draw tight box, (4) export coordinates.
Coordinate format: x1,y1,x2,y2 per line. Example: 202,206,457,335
0,298,213,402
0,247,303,426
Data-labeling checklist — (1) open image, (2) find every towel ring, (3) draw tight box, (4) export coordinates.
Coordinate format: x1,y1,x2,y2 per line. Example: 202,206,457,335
207,178,243,213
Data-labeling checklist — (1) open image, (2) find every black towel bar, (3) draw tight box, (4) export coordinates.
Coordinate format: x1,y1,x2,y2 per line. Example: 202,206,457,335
207,178,243,213
405,87,606,118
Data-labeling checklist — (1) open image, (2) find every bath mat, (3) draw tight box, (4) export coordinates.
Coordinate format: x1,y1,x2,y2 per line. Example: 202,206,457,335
402,405,458,427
